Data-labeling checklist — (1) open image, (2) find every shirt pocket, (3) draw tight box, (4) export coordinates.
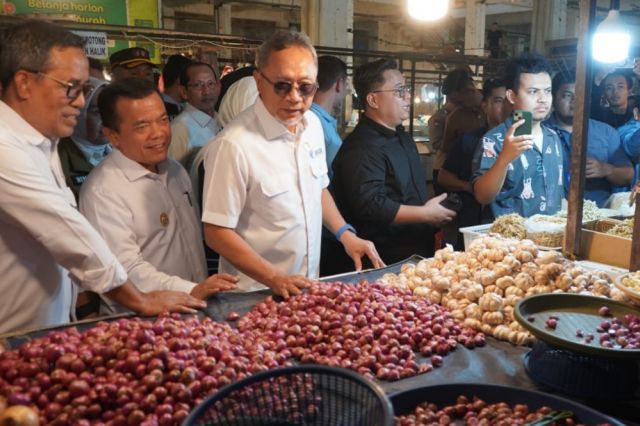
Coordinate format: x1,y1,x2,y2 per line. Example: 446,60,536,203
260,179,290,197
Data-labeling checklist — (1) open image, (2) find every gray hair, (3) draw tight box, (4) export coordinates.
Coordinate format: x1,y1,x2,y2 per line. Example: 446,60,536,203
255,30,318,69
0,19,85,89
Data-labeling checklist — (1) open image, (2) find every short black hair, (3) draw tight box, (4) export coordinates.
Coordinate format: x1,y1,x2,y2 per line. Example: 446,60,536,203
552,69,576,97
602,70,633,90
162,54,192,88
353,58,397,110
442,68,473,95
317,55,347,92
0,19,85,89
98,78,160,131
503,52,552,92
179,62,217,87
482,78,505,101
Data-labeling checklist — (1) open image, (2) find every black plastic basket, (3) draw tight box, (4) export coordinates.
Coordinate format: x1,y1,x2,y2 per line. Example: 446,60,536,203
183,365,393,426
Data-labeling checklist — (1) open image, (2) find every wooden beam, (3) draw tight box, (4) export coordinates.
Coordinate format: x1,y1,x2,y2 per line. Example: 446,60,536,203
564,0,597,258
632,193,640,271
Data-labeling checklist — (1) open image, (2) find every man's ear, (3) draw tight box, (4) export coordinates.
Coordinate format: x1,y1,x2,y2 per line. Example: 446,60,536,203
334,78,343,94
178,85,188,101
103,127,120,148
505,89,517,105
366,92,378,110
12,70,33,100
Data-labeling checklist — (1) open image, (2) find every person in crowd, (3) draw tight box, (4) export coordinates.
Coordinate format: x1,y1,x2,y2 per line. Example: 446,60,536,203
79,78,237,312
487,22,503,59
473,52,563,218
438,78,507,248
436,75,484,188
88,57,105,80
328,58,456,272
310,55,348,179
161,54,192,120
545,69,633,207
170,62,221,171
216,67,259,129
109,47,155,83
0,20,205,334
594,70,635,129
202,30,384,297
428,68,474,190
58,77,110,201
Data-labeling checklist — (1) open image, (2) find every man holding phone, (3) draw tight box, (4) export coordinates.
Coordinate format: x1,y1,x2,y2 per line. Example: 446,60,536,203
472,53,564,218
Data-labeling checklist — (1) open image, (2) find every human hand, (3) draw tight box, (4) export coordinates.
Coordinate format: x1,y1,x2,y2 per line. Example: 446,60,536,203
264,274,314,299
585,158,611,179
633,107,640,122
138,291,206,315
500,119,533,163
423,193,456,228
339,231,385,271
191,273,238,300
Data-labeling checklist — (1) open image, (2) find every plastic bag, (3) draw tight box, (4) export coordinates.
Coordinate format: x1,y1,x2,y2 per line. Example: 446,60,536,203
524,214,565,249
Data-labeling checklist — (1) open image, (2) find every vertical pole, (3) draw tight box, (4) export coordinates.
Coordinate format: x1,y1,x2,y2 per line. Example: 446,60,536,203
409,59,416,136
564,0,597,258
631,194,640,271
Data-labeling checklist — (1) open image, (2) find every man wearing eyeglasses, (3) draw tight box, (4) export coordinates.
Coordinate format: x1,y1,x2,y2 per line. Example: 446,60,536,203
0,20,205,334
329,59,456,272
170,62,221,172
202,30,384,298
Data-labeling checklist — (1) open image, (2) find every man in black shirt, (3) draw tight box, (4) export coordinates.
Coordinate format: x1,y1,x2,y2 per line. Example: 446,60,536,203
594,70,635,129
487,22,503,59
327,59,455,272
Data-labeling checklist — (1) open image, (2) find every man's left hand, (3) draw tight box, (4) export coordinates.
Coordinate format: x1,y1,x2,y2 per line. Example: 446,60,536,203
585,158,611,178
339,231,385,271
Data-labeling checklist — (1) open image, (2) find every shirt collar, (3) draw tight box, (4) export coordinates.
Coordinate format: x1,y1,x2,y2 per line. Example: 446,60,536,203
110,148,169,182
0,101,54,147
254,97,307,140
183,102,216,128
359,113,400,138
310,103,337,127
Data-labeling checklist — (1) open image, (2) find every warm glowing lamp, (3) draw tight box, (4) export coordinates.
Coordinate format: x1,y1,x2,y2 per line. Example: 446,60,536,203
593,9,630,63
408,0,448,22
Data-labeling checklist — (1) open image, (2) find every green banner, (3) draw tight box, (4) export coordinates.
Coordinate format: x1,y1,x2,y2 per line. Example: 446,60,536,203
1,0,160,63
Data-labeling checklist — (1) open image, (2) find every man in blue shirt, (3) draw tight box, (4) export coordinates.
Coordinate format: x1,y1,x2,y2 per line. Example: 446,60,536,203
310,55,348,179
545,70,633,207
473,53,564,218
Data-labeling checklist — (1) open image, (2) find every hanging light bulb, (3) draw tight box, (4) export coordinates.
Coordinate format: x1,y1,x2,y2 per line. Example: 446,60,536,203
408,0,448,22
593,9,630,63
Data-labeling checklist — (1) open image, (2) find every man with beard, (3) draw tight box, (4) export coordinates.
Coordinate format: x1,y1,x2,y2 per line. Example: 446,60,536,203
473,52,564,217
170,62,221,171
328,58,455,271
545,70,633,207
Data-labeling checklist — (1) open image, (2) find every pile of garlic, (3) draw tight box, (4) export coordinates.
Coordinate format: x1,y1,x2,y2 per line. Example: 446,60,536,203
379,235,628,346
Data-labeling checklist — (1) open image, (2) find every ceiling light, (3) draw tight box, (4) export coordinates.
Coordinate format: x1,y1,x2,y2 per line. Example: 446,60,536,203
408,0,448,22
593,9,630,63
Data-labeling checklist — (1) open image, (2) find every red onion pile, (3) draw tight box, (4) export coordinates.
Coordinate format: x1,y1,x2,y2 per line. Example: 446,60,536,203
238,282,485,381
596,312,640,349
0,314,292,426
394,395,597,425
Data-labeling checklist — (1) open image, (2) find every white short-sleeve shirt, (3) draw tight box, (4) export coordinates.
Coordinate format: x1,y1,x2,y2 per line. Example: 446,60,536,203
0,101,127,334
202,98,329,292
80,149,207,310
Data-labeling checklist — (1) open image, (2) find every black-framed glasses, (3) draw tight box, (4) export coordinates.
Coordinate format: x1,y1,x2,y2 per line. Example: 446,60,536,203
25,70,92,100
259,71,318,98
371,85,412,98
187,80,218,91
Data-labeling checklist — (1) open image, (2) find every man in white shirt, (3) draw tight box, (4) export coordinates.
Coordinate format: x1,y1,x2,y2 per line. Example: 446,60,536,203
170,62,221,171
0,20,204,334
80,78,237,310
202,30,384,298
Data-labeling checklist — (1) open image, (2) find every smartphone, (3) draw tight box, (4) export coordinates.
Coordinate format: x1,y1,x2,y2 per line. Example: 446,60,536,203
513,109,532,136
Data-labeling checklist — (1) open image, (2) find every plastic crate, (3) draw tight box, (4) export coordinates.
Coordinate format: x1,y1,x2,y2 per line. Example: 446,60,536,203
459,223,492,251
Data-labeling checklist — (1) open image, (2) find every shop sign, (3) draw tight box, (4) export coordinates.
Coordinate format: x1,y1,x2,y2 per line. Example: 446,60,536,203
73,30,108,59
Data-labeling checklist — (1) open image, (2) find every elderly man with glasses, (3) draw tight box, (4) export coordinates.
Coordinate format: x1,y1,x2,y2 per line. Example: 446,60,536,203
0,20,205,334
201,30,384,298
327,59,456,274
170,62,221,172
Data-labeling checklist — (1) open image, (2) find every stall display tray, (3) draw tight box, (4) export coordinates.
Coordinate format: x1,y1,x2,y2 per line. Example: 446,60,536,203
390,383,624,425
319,255,423,284
515,293,640,358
